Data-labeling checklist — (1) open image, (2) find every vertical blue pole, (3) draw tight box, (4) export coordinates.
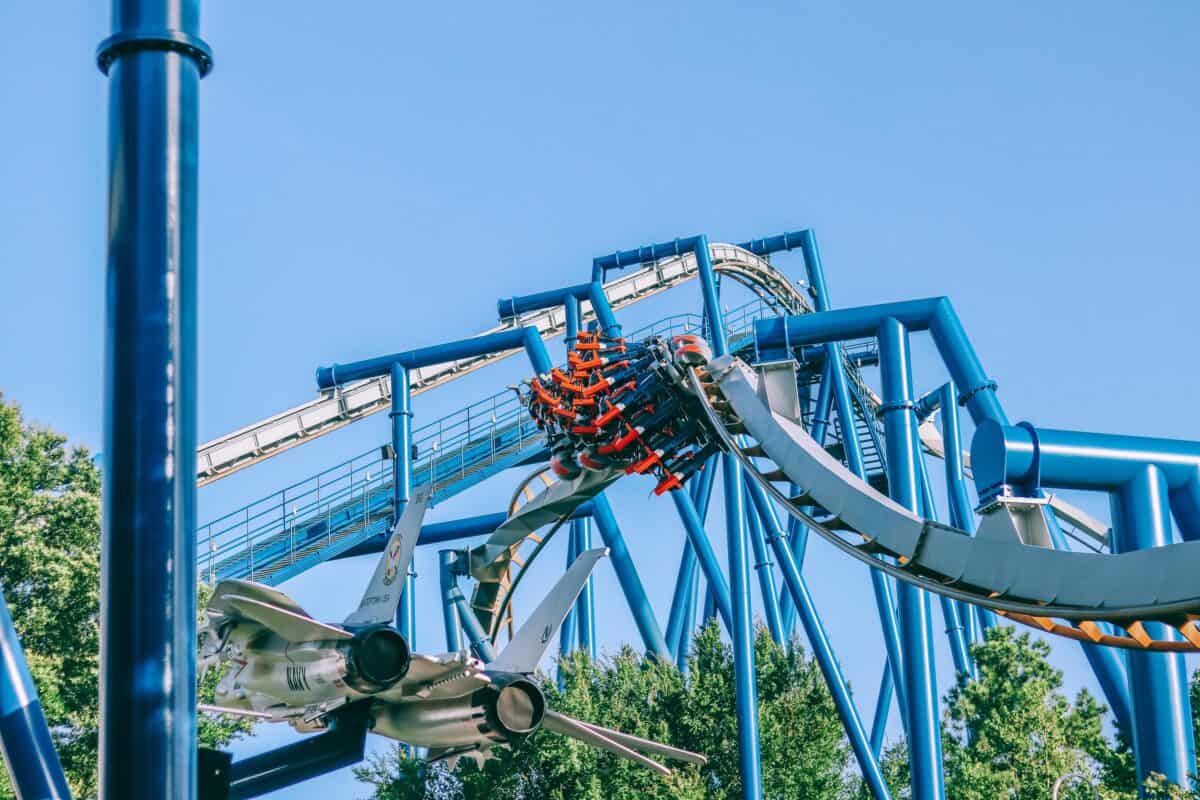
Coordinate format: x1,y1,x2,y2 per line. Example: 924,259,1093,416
0,585,71,799
97,3,210,797
589,495,671,661
870,666,894,757
743,484,784,645
936,382,997,638
722,454,763,800
664,544,699,661
564,294,581,351
390,363,415,647
559,529,579,660
877,317,945,800
698,234,762,800
915,453,972,677
574,519,596,659
438,552,463,652
797,233,908,731
1112,466,1195,788
676,563,699,673
669,489,733,631
745,481,893,799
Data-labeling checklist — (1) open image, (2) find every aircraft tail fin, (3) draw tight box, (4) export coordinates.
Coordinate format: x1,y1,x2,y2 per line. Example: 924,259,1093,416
487,548,607,674
343,491,431,627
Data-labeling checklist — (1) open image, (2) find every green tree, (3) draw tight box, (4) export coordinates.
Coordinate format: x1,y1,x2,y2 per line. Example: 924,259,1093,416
356,623,854,800
939,626,1116,799
0,394,246,799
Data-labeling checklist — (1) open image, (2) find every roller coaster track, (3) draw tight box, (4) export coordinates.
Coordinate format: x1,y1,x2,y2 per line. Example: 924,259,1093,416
694,355,1200,652
195,244,809,486
195,290,826,588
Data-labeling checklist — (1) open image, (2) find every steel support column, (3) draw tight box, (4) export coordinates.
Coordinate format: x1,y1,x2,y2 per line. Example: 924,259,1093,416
589,495,671,661
574,519,596,658
878,317,945,800
744,480,893,799
664,544,699,662
722,454,763,800
915,452,972,677
390,363,416,646
559,529,579,660
669,490,733,631
438,552,464,652
1112,466,1195,788
743,485,784,645
96,2,211,797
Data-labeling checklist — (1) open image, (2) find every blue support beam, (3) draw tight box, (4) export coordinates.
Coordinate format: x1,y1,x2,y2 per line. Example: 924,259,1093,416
722,454,763,800
574,519,596,659
914,452,972,678
664,543,699,662
390,364,416,645
669,489,733,632
559,528,579,661
1113,466,1196,787
497,282,622,338
743,484,784,645
592,235,707,282
935,382,997,639
754,297,1004,425
438,552,464,653
976,421,1197,783
589,495,672,661
96,2,211,797
878,317,945,800
316,326,554,389
448,583,497,663
0,585,71,800
744,478,892,799
758,294,1134,743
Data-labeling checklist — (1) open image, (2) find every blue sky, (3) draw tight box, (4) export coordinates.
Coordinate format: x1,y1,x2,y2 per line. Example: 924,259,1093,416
2,1,1199,796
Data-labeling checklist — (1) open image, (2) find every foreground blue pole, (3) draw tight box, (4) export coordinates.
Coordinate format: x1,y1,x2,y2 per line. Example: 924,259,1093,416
589,495,671,661
878,317,945,800
0,585,71,800
97,2,211,797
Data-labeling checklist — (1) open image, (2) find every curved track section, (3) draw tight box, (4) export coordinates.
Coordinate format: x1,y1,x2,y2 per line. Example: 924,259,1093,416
695,355,1200,652
197,244,805,485
468,469,619,638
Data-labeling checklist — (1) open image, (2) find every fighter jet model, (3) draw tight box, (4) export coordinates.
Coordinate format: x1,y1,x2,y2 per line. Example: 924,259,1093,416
198,489,705,777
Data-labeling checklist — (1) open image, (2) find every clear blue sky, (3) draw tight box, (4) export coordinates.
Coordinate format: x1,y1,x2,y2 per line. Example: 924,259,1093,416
3,2,1199,796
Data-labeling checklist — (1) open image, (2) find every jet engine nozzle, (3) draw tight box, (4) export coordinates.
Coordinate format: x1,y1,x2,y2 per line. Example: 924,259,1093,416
485,676,545,738
345,626,410,694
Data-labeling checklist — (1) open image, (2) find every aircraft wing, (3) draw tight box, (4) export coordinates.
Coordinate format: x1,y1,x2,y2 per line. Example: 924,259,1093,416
224,595,353,643
207,578,313,620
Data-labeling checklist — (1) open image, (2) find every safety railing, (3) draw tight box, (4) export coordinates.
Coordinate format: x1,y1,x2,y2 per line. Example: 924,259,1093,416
196,295,789,585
